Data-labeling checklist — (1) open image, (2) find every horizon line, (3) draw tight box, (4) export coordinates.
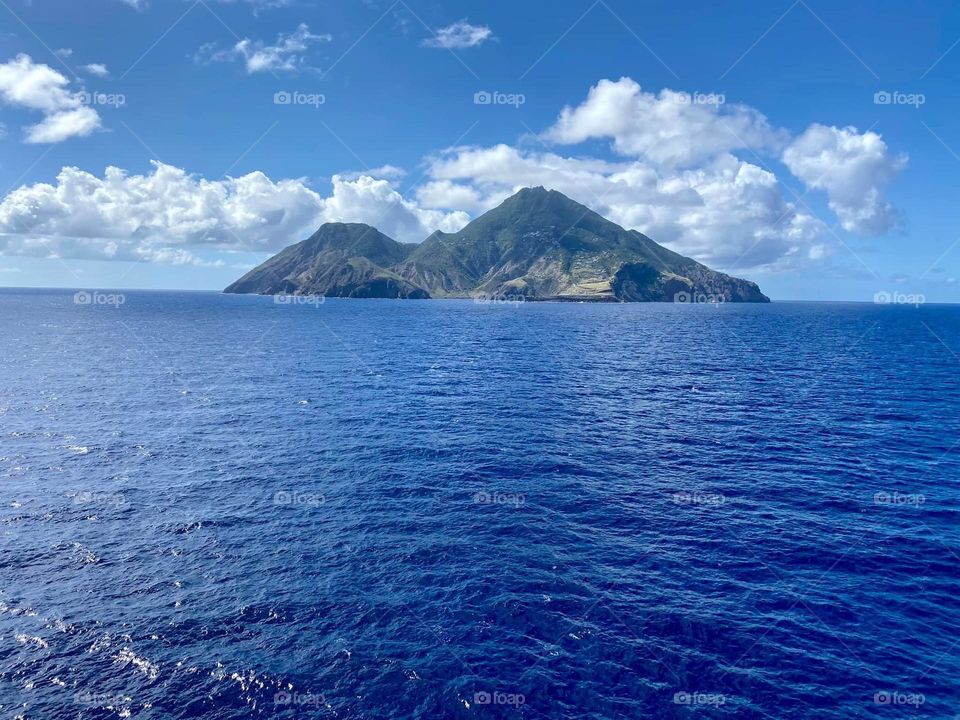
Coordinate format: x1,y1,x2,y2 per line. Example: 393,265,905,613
1,285,956,306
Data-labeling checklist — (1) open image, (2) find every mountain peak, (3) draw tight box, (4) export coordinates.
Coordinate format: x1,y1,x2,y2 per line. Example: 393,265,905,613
226,188,769,303
307,221,377,237
498,186,591,216
507,186,561,201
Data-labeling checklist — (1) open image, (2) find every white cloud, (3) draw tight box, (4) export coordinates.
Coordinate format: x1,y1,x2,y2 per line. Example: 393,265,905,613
423,20,493,49
54,48,73,59
0,54,102,143
82,63,110,78
0,54,79,113
320,174,468,243
418,144,822,270
197,24,331,74
544,77,785,168
415,179,487,215
0,76,907,272
339,164,407,181
782,124,907,235
0,163,322,255
0,162,465,264
24,107,101,144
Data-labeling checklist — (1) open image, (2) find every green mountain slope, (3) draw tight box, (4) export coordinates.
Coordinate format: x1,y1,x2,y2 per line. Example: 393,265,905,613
223,223,428,298
224,188,769,303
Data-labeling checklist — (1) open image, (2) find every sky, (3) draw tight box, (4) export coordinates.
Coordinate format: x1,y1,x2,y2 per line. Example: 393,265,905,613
0,0,958,301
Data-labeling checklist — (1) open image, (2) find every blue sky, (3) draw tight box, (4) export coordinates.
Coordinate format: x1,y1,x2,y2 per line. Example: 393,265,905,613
0,0,958,301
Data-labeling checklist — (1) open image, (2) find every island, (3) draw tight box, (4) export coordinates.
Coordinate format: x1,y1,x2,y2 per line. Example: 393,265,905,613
224,187,769,303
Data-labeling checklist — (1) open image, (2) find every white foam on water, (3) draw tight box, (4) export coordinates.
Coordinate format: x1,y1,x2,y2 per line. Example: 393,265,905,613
72,542,101,564
15,633,49,650
115,648,160,681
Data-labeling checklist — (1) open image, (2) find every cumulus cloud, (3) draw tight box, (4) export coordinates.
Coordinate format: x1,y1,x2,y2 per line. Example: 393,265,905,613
339,164,407,181
0,163,466,265
0,54,102,143
423,20,493,49
82,63,110,78
197,24,331,74
782,124,907,235
0,76,907,272
0,54,81,113
321,175,469,242
544,77,785,168
0,163,322,258
24,107,101,144
417,144,822,269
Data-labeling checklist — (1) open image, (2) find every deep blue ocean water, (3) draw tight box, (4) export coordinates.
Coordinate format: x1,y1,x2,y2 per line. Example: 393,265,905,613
1,289,958,719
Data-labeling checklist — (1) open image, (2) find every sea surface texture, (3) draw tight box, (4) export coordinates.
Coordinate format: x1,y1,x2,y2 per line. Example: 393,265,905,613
1,289,958,719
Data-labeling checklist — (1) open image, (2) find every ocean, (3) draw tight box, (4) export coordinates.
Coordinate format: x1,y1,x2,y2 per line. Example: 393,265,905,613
1,289,958,719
